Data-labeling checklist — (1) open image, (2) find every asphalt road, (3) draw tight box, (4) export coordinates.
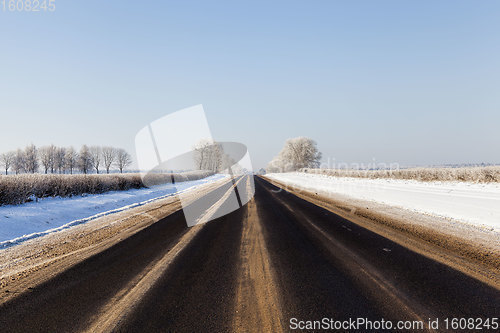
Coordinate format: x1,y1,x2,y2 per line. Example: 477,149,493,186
0,176,498,332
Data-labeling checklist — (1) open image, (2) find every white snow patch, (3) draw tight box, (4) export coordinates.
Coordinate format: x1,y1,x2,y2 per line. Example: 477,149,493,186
0,175,227,248
266,172,500,232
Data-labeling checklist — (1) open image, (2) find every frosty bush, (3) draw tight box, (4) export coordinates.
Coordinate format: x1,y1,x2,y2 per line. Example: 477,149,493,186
0,171,213,206
301,166,500,183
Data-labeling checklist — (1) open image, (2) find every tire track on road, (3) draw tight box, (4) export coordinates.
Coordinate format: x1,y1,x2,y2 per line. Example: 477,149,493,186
233,178,284,332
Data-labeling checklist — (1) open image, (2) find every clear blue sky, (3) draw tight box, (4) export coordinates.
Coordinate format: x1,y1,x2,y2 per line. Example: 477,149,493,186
1,0,499,169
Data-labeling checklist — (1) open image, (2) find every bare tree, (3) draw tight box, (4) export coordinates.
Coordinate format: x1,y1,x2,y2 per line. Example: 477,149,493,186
49,145,57,173
13,149,25,174
89,146,102,174
193,140,223,172
55,147,66,173
208,143,223,172
102,146,116,174
78,145,92,174
2,145,133,175
0,151,15,175
193,140,212,170
65,147,78,174
39,146,54,174
115,148,132,173
24,144,39,173
267,137,322,172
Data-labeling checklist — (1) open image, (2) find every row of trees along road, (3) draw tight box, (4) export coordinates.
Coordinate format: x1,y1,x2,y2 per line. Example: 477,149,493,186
266,137,322,173
192,140,243,173
0,145,132,175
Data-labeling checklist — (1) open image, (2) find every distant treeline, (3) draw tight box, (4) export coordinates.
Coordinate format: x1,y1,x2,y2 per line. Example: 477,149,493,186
0,145,132,175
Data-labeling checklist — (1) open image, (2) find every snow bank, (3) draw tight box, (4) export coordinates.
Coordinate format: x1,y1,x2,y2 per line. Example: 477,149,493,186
0,174,226,248
266,172,500,232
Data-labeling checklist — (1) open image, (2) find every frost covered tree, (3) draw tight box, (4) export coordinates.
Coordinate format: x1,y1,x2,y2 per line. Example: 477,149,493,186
266,156,284,173
54,147,66,173
24,144,39,173
39,145,56,174
193,140,224,172
1,145,133,175
193,140,210,170
0,151,15,175
208,144,223,172
13,149,25,174
78,145,92,174
89,146,102,174
65,147,78,174
102,146,116,174
49,145,57,173
266,137,322,172
115,148,132,173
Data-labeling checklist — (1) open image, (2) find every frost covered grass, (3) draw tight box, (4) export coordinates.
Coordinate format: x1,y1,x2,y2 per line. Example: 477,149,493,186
301,166,500,183
266,172,500,231
0,171,213,206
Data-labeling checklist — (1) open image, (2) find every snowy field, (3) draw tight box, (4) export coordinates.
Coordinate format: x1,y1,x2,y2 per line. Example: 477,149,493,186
266,172,500,232
0,174,226,248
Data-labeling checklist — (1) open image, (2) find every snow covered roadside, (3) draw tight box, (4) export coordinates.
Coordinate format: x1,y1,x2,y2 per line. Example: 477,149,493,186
265,172,500,232
0,174,227,248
